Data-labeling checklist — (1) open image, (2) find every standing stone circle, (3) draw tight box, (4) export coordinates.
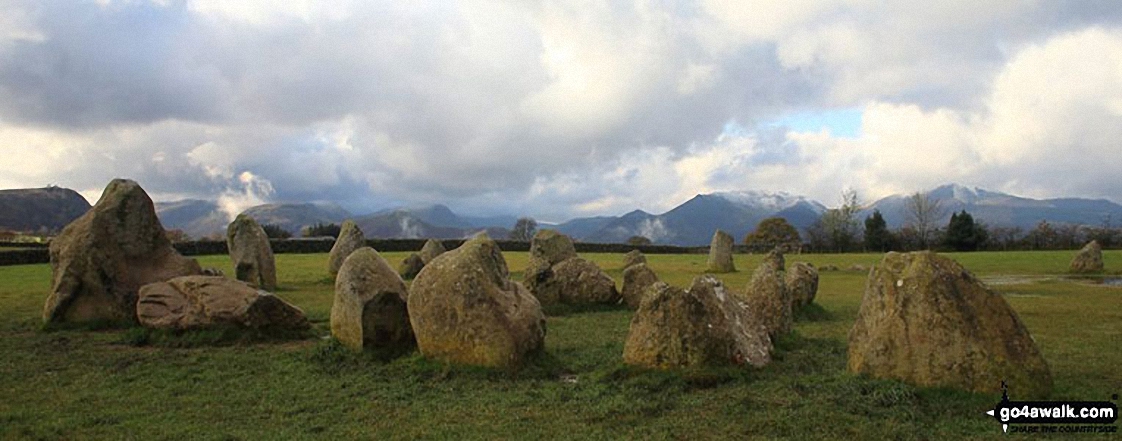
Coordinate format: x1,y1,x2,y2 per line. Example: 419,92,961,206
621,263,660,308
706,230,736,273
1070,240,1104,273
328,220,366,276
226,214,277,291
786,262,819,309
408,234,545,368
332,247,414,352
622,249,647,270
741,250,791,339
623,276,772,369
137,276,308,331
848,251,1052,397
44,179,201,325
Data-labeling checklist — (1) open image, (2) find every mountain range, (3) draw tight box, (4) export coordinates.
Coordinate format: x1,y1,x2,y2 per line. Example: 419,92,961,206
3,183,1120,246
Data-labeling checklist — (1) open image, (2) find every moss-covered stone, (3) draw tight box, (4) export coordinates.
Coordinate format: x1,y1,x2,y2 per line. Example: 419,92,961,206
848,251,1053,398
45,179,201,325
1070,240,1104,273
137,276,308,331
741,250,791,339
786,262,819,309
621,263,659,309
332,247,414,352
706,230,735,273
407,234,545,369
623,276,771,369
327,220,365,276
622,249,646,270
226,214,276,290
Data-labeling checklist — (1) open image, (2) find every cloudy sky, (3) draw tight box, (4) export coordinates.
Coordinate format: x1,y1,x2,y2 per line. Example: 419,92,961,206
2,1,1121,222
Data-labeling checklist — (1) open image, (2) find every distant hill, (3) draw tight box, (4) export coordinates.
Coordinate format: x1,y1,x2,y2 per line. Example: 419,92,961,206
0,186,90,233
405,204,518,230
242,202,351,236
864,184,1122,230
578,192,827,246
154,199,228,239
354,209,509,239
156,200,351,239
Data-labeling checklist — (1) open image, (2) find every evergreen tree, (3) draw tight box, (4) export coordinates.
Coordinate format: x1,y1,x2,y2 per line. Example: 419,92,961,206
863,209,894,252
944,210,986,251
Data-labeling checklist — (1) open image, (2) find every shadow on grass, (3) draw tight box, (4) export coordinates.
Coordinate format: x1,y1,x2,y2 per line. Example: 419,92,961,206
542,302,632,317
793,303,834,322
119,324,315,348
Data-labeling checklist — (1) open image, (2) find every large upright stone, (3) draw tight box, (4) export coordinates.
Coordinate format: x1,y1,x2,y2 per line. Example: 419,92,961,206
44,179,201,325
623,276,772,369
741,250,791,339
527,229,577,275
622,249,647,270
419,239,447,264
848,251,1052,397
328,220,365,276
524,229,619,306
332,247,414,352
621,263,660,308
786,262,819,309
226,214,277,291
137,276,309,331
706,230,736,273
408,234,546,368
1070,240,1104,273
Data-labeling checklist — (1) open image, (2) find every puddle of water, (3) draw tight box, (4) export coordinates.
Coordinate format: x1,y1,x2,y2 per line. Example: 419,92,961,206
1098,277,1122,286
979,275,1122,287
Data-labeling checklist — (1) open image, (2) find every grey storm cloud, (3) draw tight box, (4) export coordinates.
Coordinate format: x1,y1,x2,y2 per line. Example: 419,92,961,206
1,0,1121,219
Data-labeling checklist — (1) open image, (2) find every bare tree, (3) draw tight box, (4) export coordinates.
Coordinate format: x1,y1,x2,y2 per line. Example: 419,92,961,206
904,191,945,250
813,188,863,253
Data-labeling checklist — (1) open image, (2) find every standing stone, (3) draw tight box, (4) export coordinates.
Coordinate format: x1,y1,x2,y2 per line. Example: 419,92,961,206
622,249,647,270
741,250,791,339
531,257,620,305
848,251,1052,397
524,229,619,306
137,276,308,331
706,230,736,273
419,239,447,264
226,214,277,291
398,253,426,279
786,262,819,309
408,234,545,368
1070,240,1104,273
44,179,201,325
328,220,366,276
526,230,578,277
623,276,772,369
621,263,660,308
332,247,414,352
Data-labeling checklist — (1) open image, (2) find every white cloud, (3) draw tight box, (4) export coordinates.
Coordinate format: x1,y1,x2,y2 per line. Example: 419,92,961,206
1,1,1121,222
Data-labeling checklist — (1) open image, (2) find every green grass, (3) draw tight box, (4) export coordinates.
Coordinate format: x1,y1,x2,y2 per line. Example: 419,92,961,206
1,250,1120,439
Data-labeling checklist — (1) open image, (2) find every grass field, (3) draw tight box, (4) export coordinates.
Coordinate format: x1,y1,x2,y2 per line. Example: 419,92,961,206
1,250,1120,439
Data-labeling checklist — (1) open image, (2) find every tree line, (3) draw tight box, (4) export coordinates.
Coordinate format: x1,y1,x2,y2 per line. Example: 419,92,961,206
746,191,1118,253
